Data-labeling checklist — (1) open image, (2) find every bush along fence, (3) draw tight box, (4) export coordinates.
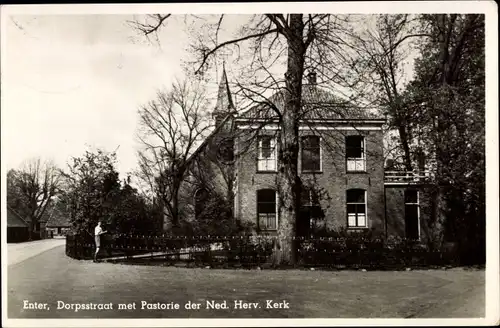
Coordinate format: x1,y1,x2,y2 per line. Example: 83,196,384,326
66,233,460,270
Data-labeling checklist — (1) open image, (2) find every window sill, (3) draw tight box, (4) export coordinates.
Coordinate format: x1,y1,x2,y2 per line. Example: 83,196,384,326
301,170,323,174
347,226,369,230
346,170,368,174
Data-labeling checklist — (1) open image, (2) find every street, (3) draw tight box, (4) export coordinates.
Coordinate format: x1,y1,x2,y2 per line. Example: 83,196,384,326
7,242,485,318
7,238,65,266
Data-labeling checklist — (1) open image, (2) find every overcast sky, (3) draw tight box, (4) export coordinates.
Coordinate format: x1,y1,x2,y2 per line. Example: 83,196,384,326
1,12,269,180
2,14,197,177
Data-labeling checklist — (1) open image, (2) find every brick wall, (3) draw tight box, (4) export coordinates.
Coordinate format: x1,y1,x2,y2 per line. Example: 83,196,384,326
235,126,386,235
174,123,236,228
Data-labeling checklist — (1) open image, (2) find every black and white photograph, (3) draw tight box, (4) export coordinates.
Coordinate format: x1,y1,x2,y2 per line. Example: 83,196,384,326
1,2,498,327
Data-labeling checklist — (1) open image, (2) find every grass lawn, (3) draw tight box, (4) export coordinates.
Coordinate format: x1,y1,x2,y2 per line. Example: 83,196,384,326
8,246,484,318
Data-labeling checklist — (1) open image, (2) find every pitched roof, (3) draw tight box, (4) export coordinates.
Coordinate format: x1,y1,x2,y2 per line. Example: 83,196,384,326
184,113,234,169
7,207,29,228
238,84,382,120
45,202,71,228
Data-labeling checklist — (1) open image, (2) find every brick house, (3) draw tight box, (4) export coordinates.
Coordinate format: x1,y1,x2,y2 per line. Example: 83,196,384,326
179,69,432,242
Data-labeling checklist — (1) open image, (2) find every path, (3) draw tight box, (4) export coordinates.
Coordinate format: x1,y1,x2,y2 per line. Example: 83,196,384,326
7,238,66,267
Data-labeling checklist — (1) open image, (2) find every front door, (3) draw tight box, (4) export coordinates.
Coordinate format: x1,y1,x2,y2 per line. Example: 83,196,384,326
404,190,420,240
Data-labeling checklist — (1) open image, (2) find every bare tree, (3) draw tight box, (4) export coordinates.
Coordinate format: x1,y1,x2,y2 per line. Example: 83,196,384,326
8,158,61,239
137,79,212,230
347,15,421,171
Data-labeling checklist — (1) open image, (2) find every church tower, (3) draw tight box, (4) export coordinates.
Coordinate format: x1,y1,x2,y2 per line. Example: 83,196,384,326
213,64,236,127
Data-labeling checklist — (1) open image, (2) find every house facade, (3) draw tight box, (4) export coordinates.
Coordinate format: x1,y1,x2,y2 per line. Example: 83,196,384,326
44,200,72,237
234,118,387,237
180,69,433,242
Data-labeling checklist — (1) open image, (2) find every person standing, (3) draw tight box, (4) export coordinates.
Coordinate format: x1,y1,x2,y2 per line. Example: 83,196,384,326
94,221,107,262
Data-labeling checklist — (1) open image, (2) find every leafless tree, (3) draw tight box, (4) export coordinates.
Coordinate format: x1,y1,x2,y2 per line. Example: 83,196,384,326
344,14,433,171
137,79,212,230
9,158,61,239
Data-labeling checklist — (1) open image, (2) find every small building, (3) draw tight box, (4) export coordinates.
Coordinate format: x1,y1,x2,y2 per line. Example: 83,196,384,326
7,207,29,243
44,202,71,237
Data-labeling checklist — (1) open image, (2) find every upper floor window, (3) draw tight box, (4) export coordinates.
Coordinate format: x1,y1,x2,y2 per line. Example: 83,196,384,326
301,136,321,172
346,189,367,228
257,135,277,171
257,189,277,230
346,136,366,172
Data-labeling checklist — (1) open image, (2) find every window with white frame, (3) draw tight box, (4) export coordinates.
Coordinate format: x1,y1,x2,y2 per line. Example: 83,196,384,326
346,136,366,172
257,135,277,171
301,136,321,172
404,190,420,240
346,189,367,228
257,189,277,230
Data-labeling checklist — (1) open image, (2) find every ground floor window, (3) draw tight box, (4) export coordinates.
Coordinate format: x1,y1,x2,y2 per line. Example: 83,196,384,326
257,189,277,230
346,189,367,227
299,188,324,236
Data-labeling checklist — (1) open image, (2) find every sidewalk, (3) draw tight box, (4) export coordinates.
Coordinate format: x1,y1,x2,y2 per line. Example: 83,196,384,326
7,238,66,266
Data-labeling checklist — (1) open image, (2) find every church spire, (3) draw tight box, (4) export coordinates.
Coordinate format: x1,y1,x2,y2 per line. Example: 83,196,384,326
213,64,235,125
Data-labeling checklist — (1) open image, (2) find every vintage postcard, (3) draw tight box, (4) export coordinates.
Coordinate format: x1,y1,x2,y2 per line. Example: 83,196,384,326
1,2,498,327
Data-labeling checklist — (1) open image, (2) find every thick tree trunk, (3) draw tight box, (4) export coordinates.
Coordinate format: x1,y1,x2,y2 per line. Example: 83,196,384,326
29,219,35,240
163,172,183,233
422,14,454,251
172,199,179,224
226,169,235,221
397,124,413,172
275,14,306,266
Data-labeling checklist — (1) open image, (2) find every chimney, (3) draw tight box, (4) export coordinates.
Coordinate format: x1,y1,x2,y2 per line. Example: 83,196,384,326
307,70,317,85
